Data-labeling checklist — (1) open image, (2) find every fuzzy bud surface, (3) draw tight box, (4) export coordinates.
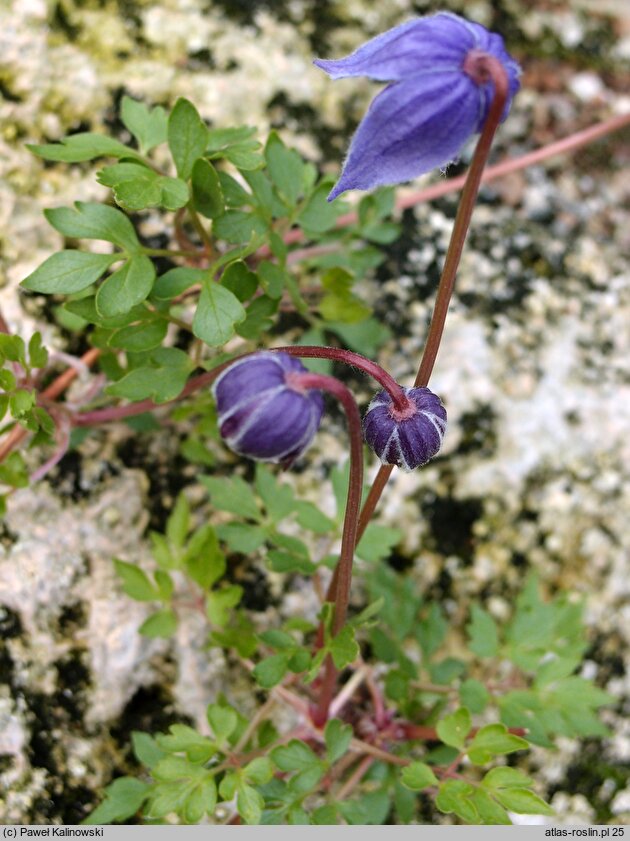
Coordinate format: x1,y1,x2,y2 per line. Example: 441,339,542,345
212,352,324,464
363,386,447,470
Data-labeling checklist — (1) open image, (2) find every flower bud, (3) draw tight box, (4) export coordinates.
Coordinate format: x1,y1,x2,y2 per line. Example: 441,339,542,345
212,352,324,465
363,386,446,471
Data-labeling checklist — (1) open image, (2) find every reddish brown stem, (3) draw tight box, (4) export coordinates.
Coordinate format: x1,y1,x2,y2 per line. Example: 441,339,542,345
357,55,510,539
287,372,364,727
0,347,101,463
277,345,408,411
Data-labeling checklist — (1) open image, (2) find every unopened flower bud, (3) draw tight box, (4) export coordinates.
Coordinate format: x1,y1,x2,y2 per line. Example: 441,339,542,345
212,352,324,464
363,386,447,470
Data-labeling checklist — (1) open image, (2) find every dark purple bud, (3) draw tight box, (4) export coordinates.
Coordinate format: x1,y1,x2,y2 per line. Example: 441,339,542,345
363,386,447,471
212,352,325,465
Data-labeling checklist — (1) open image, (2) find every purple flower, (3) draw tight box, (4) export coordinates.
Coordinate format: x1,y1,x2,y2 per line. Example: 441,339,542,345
314,12,521,200
363,386,447,471
212,352,324,465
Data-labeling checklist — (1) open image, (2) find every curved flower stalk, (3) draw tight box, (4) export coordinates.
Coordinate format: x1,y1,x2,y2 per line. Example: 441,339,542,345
315,12,521,199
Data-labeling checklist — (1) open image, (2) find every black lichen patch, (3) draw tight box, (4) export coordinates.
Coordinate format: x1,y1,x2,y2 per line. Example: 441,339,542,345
549,740,628,824
227,559,276,612
455,403,498,457
0,520,19,550
58,601,88,636
45,448,119,502
116,435,191,532
0,605,23,639
421,493,483,564
53,651,91,721
109,684,191,756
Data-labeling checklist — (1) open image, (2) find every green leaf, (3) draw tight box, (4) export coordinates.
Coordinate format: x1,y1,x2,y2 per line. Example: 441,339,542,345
243,757,274,786
220,261,258,302
324,719,353,765
436,779,478,823
264,132,304,206
139,608,177,638
255,464,295,524
235,295,278,340
237,784,264,825
218,171,252,207
96,254,155,317
297,182,340,233
28,133,138,163
319,267,370,324
156,724,214,756
45,202,139,252
192,158,225,218
0,370,16,392
416,603,448,657
182,781,212,823
183,525,225,590
205,585,242,627
436,708,472,750
222,144,264,171
166,493,190,549
468,605,500,658
152,755,199,782
253,654,289,689
192,281,246,346
271,740,319,772
328,317,390,357
160,177,191,211
83,777,149,825
460,678,490,714
168,98,209,181
114,559,159,601
121,96,168,154
0,452,29,489
9,389,35,418
21,251,118,294
131,731,166,769
356,523,401,563
213,210,267,244
470,789,511,825
400,762,439,791
106,346,193,403
109,318,167,352
267,550,316,574
152,267,206,301
494,787,554,816
26,332,48,369
201,475,260,520
467,723,529,765
257,261,286,299
339,791,391,825
294,501,335,534
207,703,238,744
312,805,338,825
98,163,190,211
146,782,188,819
482,767,534,791
215,522,266,554
207,126,257,152
330,625,359,670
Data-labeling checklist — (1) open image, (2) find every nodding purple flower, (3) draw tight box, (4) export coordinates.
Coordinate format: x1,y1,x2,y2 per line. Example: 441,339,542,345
314,12,521,200
212,352,324,465
363,387,447,471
